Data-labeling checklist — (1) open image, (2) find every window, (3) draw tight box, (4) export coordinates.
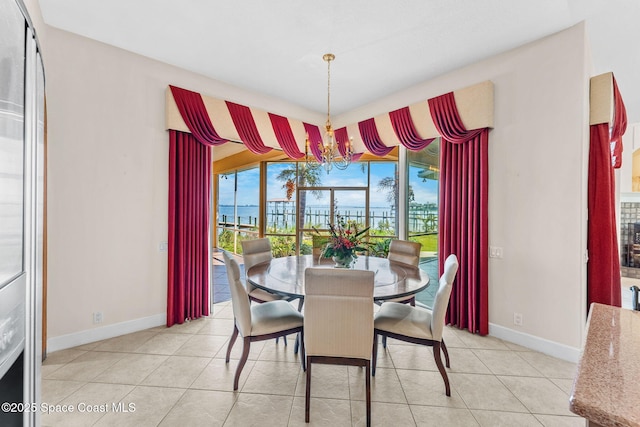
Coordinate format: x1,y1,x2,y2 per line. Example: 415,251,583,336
216,167,260,254
264,162,298,256
264,161,398,255
407,140,440,307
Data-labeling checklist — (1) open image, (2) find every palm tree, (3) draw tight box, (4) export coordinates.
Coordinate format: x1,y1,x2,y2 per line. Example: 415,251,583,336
377,175,415,217
276,163,323,231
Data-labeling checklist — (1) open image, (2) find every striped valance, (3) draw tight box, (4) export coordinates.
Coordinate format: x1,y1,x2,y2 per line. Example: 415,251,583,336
165,80,494,159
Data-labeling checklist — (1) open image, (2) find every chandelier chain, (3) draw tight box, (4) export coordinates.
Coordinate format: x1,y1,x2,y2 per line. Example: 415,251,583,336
304,53,351,173
324,53,334,127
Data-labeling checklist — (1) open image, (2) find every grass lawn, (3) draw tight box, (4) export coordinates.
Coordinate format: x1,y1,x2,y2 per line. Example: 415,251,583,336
411,233,438,252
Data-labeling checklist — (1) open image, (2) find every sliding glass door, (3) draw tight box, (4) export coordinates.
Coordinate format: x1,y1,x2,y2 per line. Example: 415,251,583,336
216,168,260,254
406,140,440,307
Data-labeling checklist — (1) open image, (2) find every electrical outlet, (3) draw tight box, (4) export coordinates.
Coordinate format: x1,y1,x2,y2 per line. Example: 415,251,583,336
159,241,168,252
489,246,504,258
93,312,103,324
513,312,523,326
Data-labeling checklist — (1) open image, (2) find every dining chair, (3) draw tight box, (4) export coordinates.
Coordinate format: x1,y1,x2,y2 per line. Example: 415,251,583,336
379,239,422,348
303,268,375,426
388,239,422,266
384,239,422,306
222,252,305,390
242,238,304,350
372,254,459,396
241,238,286,304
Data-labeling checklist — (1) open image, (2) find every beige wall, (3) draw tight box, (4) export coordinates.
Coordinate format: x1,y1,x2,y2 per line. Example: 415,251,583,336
38,26,322,347
29,0,590,359
339,23,590,357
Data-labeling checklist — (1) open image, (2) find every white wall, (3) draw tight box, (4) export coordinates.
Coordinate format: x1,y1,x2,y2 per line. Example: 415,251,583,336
31,1,591,359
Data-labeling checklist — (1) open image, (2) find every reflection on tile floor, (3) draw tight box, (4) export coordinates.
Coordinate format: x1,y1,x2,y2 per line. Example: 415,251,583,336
42,299,585,427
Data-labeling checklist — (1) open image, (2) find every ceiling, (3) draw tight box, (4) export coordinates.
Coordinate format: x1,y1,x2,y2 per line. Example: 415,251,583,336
37,0,640,123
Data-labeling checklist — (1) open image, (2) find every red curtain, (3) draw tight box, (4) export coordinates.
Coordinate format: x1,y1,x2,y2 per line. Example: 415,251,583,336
586,76,626,310
167,130,211,326
429,92,489,335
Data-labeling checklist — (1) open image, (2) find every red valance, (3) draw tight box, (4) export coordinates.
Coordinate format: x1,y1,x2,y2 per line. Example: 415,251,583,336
269,113,304,159
611,76,627,169
334,127,364,162
226,101,273,155
303,122,324,162
334,127,350,157
358,118,394,156
389,106,437,151
168,82,493,160
169,85,227,146
428,93,484,144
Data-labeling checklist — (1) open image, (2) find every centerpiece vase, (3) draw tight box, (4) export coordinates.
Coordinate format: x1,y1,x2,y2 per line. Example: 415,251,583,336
332,252,355,268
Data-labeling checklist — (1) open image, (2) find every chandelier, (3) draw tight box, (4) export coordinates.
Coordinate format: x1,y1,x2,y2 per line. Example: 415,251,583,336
305,53,353,173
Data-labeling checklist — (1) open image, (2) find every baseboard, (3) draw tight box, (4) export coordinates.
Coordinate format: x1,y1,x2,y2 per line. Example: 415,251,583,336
47,313,167,353
489,322,581,363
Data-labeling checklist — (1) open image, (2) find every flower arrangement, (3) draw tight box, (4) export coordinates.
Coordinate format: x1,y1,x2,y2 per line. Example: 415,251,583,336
315,215,370,267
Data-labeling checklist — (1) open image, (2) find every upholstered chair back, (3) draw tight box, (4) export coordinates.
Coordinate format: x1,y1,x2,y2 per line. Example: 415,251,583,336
430,254,459,341
387,239,421,267
304,268,375,360
242,238,273,270
241,238,273,293
223,252,252,337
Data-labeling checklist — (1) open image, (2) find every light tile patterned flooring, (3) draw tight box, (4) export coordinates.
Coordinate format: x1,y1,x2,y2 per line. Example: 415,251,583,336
42,300,585,427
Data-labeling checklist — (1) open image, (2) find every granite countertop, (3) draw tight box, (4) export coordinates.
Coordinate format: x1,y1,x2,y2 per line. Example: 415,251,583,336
570,303,640,427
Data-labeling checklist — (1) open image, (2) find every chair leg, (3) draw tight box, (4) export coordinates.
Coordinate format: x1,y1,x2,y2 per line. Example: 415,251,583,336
372,332,378,376
234,337,251,391
382,335,387,349
433,342,451,396
365,360,371,427
299,330,306,372
225,325,239,363
305,356,312,423
441,338,451,368
293,298,304,354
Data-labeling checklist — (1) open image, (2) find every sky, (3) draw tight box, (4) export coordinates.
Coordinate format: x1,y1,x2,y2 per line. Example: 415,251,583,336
218,161,438,207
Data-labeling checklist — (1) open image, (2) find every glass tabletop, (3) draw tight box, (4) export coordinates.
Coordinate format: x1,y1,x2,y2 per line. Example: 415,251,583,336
246,255,430,302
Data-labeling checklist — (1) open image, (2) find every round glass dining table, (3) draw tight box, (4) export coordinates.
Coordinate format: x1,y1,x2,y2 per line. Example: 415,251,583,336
246,255,430,302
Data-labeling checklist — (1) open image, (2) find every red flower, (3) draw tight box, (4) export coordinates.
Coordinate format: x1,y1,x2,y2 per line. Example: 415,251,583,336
317,214,371,259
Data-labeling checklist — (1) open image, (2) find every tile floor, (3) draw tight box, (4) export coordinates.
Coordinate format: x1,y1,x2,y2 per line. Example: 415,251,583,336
42,300,585,427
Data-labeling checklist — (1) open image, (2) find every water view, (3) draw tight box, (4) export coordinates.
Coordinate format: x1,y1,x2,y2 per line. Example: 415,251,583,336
217,204,438,235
